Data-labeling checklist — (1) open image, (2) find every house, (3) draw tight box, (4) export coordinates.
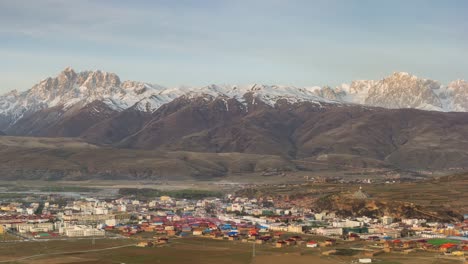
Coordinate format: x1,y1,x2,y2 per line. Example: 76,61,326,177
164,225,175,231
349,233,360,241
259,235,272,242
383,241,393,249
290,235,302,241
285,239,296,246
166,230,177,236
306,241,318,248
255,239,265,244
274,232,283,239
248,228,258,237
104,226,114,231
141,226,155,232
392,239,402,248
193,229,203,236
324,239,336,246
136,241,153,247
276,241,287,248
181,226,192,232
439,243,458,253
451,251,464,257
156,237,169,244
403,241,417,249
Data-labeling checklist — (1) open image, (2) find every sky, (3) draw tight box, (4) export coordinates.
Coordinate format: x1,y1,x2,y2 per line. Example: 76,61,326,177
0,0,467,93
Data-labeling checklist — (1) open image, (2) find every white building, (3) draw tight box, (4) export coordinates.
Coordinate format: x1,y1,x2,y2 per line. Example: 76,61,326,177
15,223,54,233
316,227,343,236
118,205,127,212
231,203,243,212
94,207,109,215
381,216,393,225
63,225,105,237
420,233,446,239
268,223,288,232
402,219,426,226
332,219,363,228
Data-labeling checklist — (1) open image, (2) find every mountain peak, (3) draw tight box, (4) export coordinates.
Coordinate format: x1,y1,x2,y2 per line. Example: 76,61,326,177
5,89,19,97
59,66,77,81
448,79,467,86
79,69,121,88
388,71,419,80
1,69,468,133
392,71,411,76
62,66,75,73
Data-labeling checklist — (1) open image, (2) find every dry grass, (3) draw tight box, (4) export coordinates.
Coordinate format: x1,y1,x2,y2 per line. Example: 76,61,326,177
0,237,463,264
0,136,295,180
0,136,98,149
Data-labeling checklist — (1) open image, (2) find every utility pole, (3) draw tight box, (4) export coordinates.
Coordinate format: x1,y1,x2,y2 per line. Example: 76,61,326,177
252,241,256,258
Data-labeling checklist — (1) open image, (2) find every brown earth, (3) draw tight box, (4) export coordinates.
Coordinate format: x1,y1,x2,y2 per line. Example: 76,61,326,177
235,173,468,222
4,96,468,179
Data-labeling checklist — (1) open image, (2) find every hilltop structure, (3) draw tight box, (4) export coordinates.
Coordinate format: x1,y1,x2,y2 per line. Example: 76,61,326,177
353,186,370,199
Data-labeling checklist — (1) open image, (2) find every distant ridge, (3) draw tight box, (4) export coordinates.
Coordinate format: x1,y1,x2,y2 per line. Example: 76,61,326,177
1,68,468,176
1,68,468,133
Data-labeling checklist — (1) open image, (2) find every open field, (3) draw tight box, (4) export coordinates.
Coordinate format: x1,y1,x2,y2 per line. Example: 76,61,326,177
0,136,299,181
0,237,464,264
0,135,460,182
427,238,462,246
0,233,21,241
344,175,468,217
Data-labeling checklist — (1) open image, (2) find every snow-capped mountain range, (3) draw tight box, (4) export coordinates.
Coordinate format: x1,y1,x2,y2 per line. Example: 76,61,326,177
315,72,468,112
1,67,467,130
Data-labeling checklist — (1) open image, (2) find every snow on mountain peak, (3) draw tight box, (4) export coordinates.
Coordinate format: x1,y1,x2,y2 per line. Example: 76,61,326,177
1,69,468,131
392,71,411,77
0,68,171,127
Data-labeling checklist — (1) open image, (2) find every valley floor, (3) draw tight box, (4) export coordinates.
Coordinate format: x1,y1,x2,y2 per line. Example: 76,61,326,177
0,237,463,264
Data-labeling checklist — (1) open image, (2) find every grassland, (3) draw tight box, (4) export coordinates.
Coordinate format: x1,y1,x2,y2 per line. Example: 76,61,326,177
427,238,461,246
38,186,99,192
0,237,464,264
0,233,21,241
118,187,224,199
0,136,297,181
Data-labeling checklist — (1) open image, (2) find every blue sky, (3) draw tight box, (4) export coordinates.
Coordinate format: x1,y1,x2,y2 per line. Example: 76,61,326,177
1,0,467,92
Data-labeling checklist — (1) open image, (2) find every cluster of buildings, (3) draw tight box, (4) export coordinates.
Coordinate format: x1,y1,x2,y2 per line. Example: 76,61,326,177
0,189,467,259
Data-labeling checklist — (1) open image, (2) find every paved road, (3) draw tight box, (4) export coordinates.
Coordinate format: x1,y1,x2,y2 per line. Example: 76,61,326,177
0,243,135,263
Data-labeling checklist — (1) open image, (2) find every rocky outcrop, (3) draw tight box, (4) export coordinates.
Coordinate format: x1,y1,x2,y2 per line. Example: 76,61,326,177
3,68,468,134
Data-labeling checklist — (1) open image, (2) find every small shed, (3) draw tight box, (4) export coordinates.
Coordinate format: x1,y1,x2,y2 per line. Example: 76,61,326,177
307,241,318,248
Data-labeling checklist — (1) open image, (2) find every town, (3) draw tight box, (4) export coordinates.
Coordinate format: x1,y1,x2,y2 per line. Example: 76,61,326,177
0,183,467,264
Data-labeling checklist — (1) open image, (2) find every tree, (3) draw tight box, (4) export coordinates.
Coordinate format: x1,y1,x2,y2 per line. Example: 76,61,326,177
34,202,45,215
